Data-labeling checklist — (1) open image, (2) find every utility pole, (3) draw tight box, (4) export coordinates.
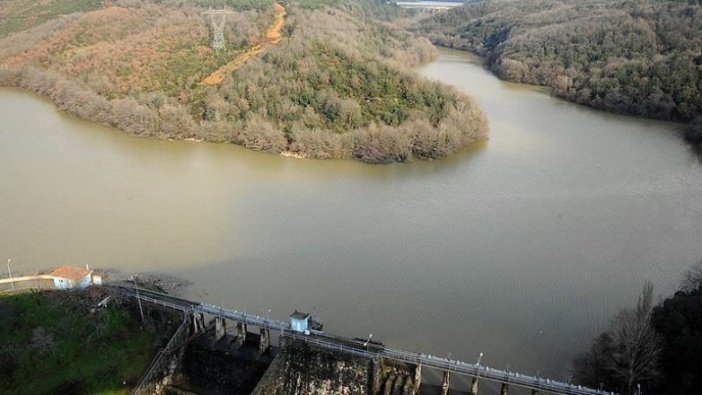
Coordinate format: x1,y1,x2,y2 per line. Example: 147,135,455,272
132,275,144,323
7,258,14,291
471,352,483,395
202,9,234,51
364,333,373,351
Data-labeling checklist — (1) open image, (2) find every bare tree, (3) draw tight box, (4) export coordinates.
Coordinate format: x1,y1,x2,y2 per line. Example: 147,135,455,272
680,260,702,293
611,281,662,394
574,281,662,394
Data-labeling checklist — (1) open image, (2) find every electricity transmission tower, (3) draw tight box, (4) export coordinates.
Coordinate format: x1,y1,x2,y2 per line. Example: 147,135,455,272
202,9,234,51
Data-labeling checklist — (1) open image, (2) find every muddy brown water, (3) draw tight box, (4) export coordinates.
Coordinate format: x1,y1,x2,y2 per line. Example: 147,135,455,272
1,48,701,390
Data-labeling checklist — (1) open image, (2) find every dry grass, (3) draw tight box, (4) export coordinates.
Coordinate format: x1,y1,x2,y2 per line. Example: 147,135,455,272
1,4,267,97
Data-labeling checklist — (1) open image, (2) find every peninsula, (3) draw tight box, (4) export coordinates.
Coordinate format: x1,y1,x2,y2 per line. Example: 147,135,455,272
413,0,702,145
0,0,488,163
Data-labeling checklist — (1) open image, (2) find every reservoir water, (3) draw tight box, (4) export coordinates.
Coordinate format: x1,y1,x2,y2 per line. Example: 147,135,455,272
1,48,701,386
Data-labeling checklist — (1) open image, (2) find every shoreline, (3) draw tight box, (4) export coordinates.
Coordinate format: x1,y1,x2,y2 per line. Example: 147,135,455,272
0,71,487,164
0,0,486,165
431,45,693,134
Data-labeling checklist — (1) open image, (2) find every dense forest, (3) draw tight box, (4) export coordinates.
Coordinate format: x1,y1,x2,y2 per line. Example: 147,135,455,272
573,262,702,394
0,0,488,163
414,0,702,146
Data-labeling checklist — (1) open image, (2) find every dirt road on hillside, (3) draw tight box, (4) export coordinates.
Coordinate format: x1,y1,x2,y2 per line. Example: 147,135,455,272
202,2,286,86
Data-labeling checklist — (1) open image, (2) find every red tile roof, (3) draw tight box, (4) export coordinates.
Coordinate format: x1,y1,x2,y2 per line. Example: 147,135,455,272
50,266,91,281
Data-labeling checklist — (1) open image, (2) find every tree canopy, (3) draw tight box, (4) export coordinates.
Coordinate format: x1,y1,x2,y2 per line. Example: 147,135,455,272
574,262,702,394
0,0,488,163
414,0,702,142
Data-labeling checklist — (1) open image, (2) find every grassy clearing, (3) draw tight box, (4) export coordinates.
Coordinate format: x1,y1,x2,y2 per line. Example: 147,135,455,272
0,290,165,395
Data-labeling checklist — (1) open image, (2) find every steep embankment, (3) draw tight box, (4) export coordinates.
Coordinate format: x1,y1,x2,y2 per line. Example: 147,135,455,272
414,0,702,144
0,0,488,163
0,289,177,395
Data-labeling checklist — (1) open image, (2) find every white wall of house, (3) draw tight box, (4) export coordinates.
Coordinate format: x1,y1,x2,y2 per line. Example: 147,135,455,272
78,274,92,288
52,273,92,289
290,317,309,333
53,277,75,289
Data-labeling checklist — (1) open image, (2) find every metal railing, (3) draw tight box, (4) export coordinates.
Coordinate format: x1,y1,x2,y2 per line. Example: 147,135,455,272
131,312,190,395
113,285,614,395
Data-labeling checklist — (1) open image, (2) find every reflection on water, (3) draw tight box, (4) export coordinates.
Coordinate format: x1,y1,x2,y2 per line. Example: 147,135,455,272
1,48,701,388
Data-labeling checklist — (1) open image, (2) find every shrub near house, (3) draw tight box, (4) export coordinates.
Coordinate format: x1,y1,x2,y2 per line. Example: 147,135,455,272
0,290,173,395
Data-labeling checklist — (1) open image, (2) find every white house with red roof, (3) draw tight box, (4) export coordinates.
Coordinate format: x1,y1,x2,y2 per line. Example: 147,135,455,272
49,265,100,289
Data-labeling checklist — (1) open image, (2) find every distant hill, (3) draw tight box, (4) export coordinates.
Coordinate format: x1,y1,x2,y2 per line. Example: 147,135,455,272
414,0,702,145
0,0,488,163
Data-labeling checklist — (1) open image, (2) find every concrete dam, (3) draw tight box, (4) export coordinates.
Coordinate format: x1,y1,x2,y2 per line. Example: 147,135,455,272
110,285,613,395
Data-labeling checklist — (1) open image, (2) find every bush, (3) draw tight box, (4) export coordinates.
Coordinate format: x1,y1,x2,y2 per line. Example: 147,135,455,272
685,117,702,145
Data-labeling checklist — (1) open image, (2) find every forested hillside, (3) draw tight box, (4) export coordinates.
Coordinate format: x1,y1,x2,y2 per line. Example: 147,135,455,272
414,0,702,145
0,0,488,163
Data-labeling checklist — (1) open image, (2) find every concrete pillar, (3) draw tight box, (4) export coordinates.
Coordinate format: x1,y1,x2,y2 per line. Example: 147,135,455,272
500,383,508,395
411,365,422,395
191,313,199,334
192,312,205,334
382,374,395,395
259,328,270,354
403,377,414,395
197,313,205,332
214,317,226,341
440,370,450,395
470,376,479,395
371,359,382,395
236,322,247,344
393,375,406,395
